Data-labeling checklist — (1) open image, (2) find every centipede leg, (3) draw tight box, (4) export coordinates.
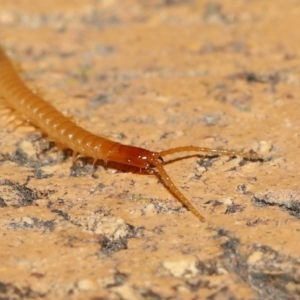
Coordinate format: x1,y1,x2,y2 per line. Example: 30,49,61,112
0,105,11,116
6,118,26,131
72,152,83,163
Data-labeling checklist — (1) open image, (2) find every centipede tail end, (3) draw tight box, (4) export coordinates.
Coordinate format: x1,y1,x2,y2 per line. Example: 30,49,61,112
159,146,262,161
151,159,205,222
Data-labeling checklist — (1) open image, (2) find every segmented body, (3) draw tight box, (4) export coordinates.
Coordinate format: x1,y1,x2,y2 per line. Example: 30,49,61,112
0,46,261,221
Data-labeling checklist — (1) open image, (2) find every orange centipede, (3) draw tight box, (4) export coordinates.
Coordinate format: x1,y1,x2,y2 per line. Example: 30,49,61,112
0,46,261,222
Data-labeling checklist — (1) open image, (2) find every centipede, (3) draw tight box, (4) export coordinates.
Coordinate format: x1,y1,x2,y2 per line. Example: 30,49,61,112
0,46,261,221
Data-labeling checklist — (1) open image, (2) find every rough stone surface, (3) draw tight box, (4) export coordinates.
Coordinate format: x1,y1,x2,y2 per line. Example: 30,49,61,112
0,1,300,299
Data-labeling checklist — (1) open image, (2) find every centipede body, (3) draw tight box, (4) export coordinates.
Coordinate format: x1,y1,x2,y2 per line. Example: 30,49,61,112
0,46,261,221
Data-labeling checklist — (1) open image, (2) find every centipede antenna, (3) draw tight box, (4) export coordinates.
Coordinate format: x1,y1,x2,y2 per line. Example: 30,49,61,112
152,159,205,222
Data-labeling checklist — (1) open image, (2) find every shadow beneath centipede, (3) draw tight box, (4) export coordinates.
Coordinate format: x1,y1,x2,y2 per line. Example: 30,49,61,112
70,157,151,178
162,153,263,167
70,157,144,179
69,154,226,178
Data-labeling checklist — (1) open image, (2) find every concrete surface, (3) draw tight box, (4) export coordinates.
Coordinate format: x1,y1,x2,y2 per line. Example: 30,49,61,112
0,1,299,299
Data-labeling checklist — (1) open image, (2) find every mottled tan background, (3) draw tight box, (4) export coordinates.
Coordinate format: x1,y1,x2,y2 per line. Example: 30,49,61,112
0,1,299,299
